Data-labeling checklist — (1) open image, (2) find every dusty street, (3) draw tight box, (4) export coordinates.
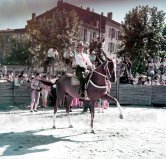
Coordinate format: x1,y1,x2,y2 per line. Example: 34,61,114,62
0,106,166,159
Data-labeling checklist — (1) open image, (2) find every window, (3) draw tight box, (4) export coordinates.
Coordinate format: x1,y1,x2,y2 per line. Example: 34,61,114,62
111,28,115,39
108,42,115,53
93,31,96,39
117,31,122,40
109,28,111,38
83,29,87,42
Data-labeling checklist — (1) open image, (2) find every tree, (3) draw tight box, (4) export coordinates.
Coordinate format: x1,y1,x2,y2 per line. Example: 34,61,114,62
160,24,166,57
118,5,165,74
27,9,81,67
7,34,35,67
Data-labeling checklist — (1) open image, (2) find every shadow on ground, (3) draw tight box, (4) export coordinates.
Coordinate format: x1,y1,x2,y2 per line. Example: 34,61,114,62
0,128,102,157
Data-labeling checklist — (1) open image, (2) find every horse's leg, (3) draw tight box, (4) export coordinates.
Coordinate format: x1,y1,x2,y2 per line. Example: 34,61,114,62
89,100,96,133
53,91,64,129
65,95,74,128
102,94,124,119
97,99,101,113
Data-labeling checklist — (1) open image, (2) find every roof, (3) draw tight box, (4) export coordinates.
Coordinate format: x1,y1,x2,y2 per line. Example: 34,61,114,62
0,28,26,34
27,1,121,31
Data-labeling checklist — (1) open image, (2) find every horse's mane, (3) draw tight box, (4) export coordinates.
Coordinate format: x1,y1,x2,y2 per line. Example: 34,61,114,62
95,58,113,71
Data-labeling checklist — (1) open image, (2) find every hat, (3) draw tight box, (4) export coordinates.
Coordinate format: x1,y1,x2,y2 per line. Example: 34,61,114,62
53,46,57,49
77,41,84,47
35,73,40,77
91,51,96,54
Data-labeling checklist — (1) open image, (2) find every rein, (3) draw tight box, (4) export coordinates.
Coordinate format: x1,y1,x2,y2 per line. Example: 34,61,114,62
93,70,107,78
87,61,113,89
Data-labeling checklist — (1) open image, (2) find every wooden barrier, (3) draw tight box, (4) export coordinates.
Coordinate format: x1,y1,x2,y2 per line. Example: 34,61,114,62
0,82,13,105
151,85,166,105
118,85,151,105
13,82,31,105
0,82,166,107
0,81,31,106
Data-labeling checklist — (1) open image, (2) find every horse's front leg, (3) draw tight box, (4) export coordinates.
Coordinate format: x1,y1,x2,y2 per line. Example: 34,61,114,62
53,93,64,129
89,101,95,133
66,95,73,128
53,105,58,129
102,94,124,119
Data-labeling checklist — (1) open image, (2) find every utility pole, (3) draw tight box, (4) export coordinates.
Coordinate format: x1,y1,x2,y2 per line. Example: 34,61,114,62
99,13,101,38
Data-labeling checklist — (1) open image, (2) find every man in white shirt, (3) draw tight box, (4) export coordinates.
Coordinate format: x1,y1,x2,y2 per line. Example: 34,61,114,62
63,47,74,73
75,41,94,97
43,47,58,73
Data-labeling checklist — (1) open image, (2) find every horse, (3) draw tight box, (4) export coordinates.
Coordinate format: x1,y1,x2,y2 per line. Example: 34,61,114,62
53,58,124,133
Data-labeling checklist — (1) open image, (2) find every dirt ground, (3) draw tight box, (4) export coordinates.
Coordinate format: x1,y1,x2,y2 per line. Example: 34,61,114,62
0,106,166,159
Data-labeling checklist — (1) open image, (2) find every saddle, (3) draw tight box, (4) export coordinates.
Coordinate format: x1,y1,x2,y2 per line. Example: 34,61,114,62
69,71,91,86
71,75,80,85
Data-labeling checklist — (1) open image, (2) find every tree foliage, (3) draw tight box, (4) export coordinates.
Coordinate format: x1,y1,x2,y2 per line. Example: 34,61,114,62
27,9,80,66
161,24,166,55
118,5,165,74
7,34,34,67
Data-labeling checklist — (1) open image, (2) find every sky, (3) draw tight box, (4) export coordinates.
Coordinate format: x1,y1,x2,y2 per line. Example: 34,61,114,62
0,0,166,30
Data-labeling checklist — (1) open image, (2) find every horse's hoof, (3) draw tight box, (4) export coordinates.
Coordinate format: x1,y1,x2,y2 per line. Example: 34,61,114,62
69,125,73,128
53,126,56,129
91,130,95,134
119,114,124,119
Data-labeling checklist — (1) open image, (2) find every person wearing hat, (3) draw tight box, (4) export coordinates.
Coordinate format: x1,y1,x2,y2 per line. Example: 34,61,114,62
2,65,7,77
91,37,107,66
75,41,95,97
43,47,59,73
63,47,74,73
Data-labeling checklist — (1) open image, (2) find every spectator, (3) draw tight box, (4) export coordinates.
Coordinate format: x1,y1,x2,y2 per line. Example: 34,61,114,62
144,77,152,85
120,57,132,84
153,74,160,85
43,47,59,73
161,57,166,66
63,47,74,73
6,73,13,82
30,73,42,112
161,71,166,85
41,75,50,108
154,57,160,74
14,74,25,86
89,51,96,65
158,64,165,75
2,65,7,77
153,70,161,84
147,58,155,77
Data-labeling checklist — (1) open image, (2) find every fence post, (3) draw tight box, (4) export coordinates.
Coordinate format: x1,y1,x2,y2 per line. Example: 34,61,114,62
116,77,120,101
150,85,152,106
12,68,15,105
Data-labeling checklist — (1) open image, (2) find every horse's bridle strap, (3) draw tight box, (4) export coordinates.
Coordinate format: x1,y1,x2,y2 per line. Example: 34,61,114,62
93,70,107,78
89,80,107,89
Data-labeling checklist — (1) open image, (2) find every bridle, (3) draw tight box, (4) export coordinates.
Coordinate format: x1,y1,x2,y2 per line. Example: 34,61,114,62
87,60,114,89
93,60,113,79
104,60,113,79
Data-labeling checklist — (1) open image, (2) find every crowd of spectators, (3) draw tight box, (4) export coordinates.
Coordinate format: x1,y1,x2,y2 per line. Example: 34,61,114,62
119,56,166,86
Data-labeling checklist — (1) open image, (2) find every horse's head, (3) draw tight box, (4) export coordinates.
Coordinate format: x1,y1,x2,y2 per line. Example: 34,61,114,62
104,58,116,83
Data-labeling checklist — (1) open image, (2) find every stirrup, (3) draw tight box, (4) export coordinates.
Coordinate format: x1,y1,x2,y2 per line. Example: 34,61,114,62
80,91,89,100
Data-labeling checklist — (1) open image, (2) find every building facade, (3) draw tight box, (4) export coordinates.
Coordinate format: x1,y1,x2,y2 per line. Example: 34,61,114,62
26,0,122,57
0,28,26,64
0,0,122,64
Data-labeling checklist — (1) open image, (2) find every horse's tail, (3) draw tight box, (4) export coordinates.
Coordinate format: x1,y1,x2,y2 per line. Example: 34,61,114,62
39,77,60,86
